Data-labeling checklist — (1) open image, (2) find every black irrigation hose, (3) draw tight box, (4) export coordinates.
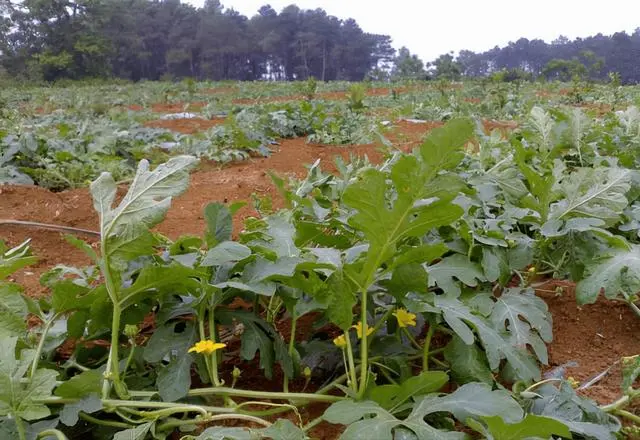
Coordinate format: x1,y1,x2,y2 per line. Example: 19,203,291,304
0,220,101,237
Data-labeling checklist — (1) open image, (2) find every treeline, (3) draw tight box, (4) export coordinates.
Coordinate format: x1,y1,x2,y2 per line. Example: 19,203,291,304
0,0,395,82
454,31,640,84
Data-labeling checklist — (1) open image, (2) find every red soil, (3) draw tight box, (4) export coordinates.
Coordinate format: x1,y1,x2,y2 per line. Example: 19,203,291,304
538,280,640,405
127,102,207,113
144,117,226,134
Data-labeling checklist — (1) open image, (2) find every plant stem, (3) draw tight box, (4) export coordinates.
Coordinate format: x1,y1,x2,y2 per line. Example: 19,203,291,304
376,364,398,385
102,301,124,399
237,406,294,418
422,323,436,371
102,399,231,413
34,397,230,415
121,345,136,380
65,359,90,372
402,327,422,350
302,416,324,432
433,325,454,336
114,408,148,424
157,414,271,432
357,286,369,399
523,378,562,394
79,412,133,429
14,415,27,440
283,314,298,393
344,332,358,393
620,291,640,319
208,308,222,387
430,357,449,369
128,387,343,403
234,401,297,415
600,396,629,413
100,225,124,400
367,308,393,347
36,430,68,440
613,409,640,425
316,373,349,396
135,405,209,419
601,388,640,412
198,310,215,385
30,312,60,380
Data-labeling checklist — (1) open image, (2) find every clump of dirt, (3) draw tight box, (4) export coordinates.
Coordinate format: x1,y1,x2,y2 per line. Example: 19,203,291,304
482,119,519,136
573,102,614,117
144,117,225,134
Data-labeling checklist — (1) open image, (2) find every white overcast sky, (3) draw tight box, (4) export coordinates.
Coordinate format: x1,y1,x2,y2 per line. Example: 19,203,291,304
185,0,640,62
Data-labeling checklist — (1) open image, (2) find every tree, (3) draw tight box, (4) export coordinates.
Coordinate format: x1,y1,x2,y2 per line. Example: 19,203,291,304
439,30,640,84
0,0,400,82
430,53,462,80
392,47,425,80
542,59,587,81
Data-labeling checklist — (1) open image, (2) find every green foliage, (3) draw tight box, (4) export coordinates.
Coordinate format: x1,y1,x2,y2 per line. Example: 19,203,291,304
543,58,589,82
306,110,384,145
347,84,366,111
490,68,533,83
473,414,572,439
0,337,57,421
576,245,640,304
297,77,318,101
3,80,640,439
0,1,394,82
392,47,425,80
324,383,522,439
431,53,462,81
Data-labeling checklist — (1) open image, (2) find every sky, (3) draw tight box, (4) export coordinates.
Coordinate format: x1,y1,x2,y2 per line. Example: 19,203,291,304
185,0,640,62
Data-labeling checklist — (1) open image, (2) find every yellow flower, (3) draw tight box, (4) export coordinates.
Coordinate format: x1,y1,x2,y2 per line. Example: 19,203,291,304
333,334,347,349
567,376,580,389
393,308,417,328
188,340,227,355
352,322,374,339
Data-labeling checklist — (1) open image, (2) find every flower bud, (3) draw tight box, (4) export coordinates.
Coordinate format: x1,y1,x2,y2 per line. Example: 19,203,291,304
124,324,139,338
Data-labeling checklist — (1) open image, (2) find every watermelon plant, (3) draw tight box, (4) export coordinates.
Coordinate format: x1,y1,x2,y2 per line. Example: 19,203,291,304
2,115,640,440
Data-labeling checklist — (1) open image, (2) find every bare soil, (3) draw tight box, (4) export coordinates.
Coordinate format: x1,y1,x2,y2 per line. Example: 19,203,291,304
143,117,226,134
127,102,207,113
